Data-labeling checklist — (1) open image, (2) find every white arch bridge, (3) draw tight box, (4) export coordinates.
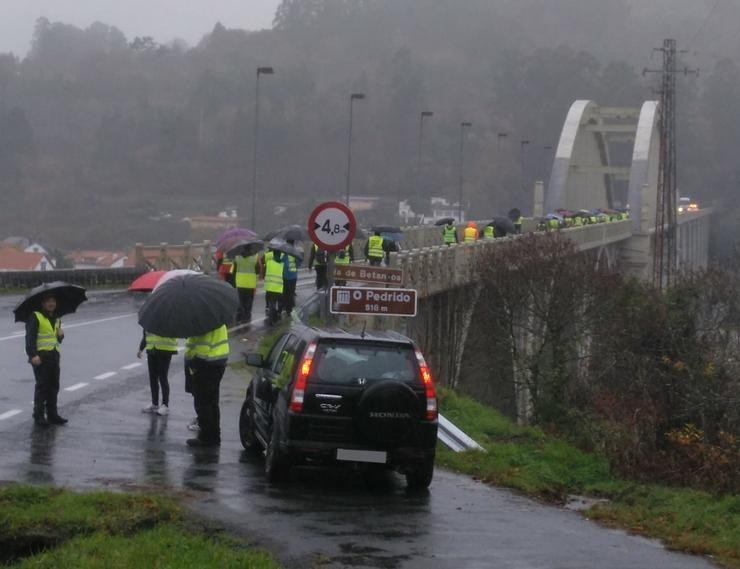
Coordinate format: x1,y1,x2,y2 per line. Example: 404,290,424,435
382,100,711,407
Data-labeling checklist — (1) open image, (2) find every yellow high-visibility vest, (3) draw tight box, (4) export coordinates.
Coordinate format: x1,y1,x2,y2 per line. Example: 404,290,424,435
185,325,229,364
335,246,351,265
34,311,60,352
483,226,495,239
264,253,284,294
443,225,457,244
234,254,258,289
145,333,178,353
464,227,477,242
368,236,384,259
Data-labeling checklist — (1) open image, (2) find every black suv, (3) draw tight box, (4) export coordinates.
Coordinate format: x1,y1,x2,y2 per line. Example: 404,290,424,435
239,324,438,488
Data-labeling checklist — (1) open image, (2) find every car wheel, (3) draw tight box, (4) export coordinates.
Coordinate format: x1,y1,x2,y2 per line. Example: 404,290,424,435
405,454,435,490
264,424,289,482
238,395,262,452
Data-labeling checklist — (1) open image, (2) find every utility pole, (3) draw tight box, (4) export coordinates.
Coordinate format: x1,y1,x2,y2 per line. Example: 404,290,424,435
643,39,697,289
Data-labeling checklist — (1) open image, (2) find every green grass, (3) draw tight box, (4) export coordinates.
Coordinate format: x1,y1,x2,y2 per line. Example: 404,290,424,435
0,485,281,569
437,388,740,567
9,525,279,569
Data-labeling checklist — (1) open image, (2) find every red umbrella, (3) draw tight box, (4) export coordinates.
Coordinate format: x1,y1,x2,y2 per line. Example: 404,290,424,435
128,271,167,292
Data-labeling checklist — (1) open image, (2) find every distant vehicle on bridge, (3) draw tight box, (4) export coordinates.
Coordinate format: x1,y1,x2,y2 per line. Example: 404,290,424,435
678,196,699,213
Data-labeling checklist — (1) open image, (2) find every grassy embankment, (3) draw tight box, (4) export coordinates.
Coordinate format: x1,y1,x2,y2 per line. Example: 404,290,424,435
0,485,280,569
437,388,740,568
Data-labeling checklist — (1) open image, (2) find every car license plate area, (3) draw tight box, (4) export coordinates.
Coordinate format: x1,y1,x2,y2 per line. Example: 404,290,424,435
336,449,387,464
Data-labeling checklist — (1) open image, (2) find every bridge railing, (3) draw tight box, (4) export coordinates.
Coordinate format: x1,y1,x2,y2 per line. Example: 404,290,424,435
132,241,215,273
391,220,634,296
0,267,146,290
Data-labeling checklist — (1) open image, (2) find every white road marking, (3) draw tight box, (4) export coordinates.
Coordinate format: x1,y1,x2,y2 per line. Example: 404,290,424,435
121,362,142,370
0,313,136,342
0,409,22,420
62,313,136,330
94,371,117,380
64,382,88,392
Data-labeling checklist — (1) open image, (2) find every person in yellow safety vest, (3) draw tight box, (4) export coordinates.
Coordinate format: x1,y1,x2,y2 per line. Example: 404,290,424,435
573,215,583,226
365,231,385,266
482,224,495,240
263,249,284,326
463,222,478,242
548,217,560,230
184,324,229,447
281,241,302,317
442,223,458,245
334,244,354,286
515,216,523,234
137,330,177,415
25,294,67,426
234,253,259,325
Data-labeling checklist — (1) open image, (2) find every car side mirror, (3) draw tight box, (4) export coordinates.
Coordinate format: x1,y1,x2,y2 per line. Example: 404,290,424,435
245,352,264,368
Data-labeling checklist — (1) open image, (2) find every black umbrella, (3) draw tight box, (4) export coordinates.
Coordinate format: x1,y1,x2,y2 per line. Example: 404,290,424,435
263,224,308,242
226,239,264,258
138,273,238,338
268,238,304,261
434,217,456,226
508,208,521,222
14,281,88,323
371,225,403,234
487,216,516,236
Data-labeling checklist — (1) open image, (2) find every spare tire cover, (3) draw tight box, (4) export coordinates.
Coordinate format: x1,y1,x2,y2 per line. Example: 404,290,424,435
355,380,420,444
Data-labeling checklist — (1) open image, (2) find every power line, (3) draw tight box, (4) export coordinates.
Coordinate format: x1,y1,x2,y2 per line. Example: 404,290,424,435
686,0,723,50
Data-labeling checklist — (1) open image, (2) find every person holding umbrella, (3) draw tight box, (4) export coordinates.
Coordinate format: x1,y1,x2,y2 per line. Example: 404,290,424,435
26,294,67,426
15,282,87,427
138,273,238,447
184,324,229,447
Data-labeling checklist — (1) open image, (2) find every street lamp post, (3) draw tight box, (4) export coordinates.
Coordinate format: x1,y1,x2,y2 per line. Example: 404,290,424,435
458,121,472,223
497,132,508,152
416,111,434,197
519,139,531,193
251,66,274,230
345,93,365,206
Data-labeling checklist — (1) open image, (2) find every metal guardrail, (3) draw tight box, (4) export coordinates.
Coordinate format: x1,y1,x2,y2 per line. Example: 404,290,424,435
438,413,485,452
0,267,147,290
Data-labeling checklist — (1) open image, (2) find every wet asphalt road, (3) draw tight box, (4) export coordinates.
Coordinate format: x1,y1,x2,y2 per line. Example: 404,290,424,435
0,291,717,569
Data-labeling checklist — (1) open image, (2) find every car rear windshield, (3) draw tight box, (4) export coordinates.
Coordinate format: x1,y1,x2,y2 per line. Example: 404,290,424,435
310,341,419,385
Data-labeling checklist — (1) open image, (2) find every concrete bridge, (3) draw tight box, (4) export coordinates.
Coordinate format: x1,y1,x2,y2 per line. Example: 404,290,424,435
383,100,712,422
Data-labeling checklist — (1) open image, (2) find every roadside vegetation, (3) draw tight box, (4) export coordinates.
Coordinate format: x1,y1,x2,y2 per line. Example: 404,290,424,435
0,485,280,568
438,388,740,568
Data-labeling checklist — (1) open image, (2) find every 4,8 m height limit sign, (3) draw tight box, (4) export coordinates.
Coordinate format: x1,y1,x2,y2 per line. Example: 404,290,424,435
307,201,357,252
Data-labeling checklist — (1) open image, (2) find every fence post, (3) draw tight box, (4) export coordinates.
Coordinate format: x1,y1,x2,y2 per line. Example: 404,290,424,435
183,241,192,269
158,243,168,270
134,243,145,269
202,240,213,274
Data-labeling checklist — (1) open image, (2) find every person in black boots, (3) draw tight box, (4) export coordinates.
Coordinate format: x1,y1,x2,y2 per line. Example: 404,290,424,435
184,324,229,447
26,293,67,426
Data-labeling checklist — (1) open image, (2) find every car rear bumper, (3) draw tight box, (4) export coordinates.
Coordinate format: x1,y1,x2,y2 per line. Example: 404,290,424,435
282,438,436,467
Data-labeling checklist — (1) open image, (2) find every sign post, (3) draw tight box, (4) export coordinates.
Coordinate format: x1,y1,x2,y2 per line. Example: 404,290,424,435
307,202,357,322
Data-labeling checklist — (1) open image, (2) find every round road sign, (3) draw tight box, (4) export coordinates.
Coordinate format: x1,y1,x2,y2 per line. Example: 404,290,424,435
307,201,357,252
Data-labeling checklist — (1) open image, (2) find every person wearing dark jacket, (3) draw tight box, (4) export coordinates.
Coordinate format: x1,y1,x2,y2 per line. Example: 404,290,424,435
25,294,66,427
308,244,328,289
137,330,178,416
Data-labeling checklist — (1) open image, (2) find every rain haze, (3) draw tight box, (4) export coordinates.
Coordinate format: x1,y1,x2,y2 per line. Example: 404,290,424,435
0,0,280,54
0,2,737,569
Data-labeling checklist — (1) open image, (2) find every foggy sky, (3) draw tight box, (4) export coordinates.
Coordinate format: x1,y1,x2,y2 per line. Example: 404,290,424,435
0,0,281,55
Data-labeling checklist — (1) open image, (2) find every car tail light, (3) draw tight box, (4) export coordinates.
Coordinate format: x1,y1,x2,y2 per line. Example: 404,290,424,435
290,341,317,413
415,348,438,421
